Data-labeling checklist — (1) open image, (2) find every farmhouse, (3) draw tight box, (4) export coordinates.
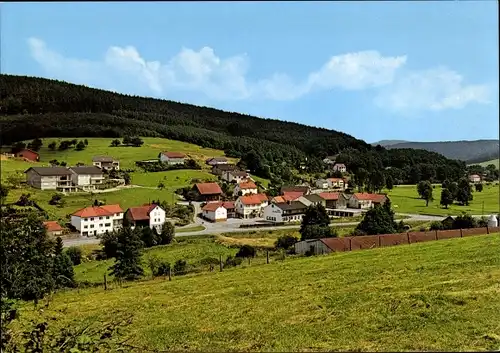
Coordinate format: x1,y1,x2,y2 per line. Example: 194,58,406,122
70,204,124,236
43,221,63,236
348,193,388,209
124,204,166,232
233,181,258,196
297,193,326,208
235,193,269,219
193,182,223,202
332,163,347,173
319,192,349,209
206,157,228,166
92,156,120,171
263,200,308,223
202,202,228,222
327,177,347,189
70,166,105,191
159,151,186,165
222,170,249,183
211,163,239,176
469,174,482,183
25,167,75,192
15,148,40,162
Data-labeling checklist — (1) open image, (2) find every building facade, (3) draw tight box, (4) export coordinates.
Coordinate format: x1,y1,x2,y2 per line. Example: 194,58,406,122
92,156,120,171
159,152,186,165
124,204,166,232
25,167,75,192
70,204,124,236
70,166,105,191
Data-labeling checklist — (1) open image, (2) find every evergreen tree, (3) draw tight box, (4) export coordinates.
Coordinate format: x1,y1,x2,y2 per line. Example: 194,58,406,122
52,237,75,288
109,227,144,281
456,178,473,206
158,222,175,245
385,174,394,190
300,204,333,240
440,188,454,209
140,226,158,248
355,203,397,235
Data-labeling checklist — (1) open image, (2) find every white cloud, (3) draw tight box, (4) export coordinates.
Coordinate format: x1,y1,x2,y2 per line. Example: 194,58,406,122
374,66,491,112
27,37,491,113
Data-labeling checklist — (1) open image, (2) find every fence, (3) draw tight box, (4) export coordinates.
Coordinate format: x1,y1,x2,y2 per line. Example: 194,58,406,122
297,226,500,255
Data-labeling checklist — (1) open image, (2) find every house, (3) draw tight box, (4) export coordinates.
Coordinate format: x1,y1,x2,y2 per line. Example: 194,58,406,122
221,201,236,218
270,192,303,204
323,156,337,165
43,221,63,236
315,179,329,189
222,170,249,183
280,186,310,196
124,204,166,232
70,204,124,236
332,163,347,173
70,166,105,191
263,200,308,223
211,164,239,176
201,202,228,222
348,193,388,209
25,167,76,192
92,156,120,171
297,193,326,208
193,182,223,202
15,148,39,162
441,216,455,229
235,193,269,219
159,151,186,165
318,192,349,209
206,157,228,166
469,174,482,183
327,177,347,190
233,181,258,196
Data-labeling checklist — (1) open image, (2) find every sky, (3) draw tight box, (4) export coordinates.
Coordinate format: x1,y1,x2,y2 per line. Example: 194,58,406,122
2,1,498,143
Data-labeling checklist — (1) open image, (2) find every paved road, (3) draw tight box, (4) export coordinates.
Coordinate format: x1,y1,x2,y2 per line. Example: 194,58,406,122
62,212,452,248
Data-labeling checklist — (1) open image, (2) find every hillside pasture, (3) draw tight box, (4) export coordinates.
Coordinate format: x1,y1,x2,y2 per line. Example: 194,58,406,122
16,233,500,351
477,158,499,168
387,183,499,216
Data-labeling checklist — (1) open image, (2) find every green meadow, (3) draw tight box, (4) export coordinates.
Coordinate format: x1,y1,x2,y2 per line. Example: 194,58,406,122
478,158,499,168
387,183,499,216
16,233,500,352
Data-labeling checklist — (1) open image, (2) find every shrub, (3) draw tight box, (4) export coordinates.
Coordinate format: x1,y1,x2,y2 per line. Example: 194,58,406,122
65,247,82,266
235,245,256,258
173,259,187,275
225,256,243,268
429,221,443,231
274,235,298,250
156,262,171,276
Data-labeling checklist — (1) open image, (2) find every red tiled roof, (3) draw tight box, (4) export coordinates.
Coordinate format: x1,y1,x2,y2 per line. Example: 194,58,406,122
202,201,235,212
162,151,186,158
195,182,223,195
239,193,268,205
43,221,63,232
319,192,341,200
282,191,303,200
127,204,157,221
327,178,344,182
72,204,123,218
238,181,257,189
272,196,286,204
353,193,387,202
221,201,235,210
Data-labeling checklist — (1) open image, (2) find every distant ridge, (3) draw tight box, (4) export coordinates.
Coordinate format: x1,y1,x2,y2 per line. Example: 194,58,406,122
372,139,499,163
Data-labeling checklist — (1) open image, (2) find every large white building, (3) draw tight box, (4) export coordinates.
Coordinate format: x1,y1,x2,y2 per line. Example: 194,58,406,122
124,204,167,232
263,201,308,223
159,151,186,165
235,193,269,219
70,166,105,191
70,204,124,236
222,170,249,183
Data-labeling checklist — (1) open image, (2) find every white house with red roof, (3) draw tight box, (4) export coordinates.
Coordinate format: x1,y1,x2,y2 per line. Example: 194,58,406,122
159,151,186,165
202,202,228,222
348,193,388,209
43,221,64,236
233,180,258,196
235,193,269,219
70,204,124,236
468,174,482,183
124,204,166,232
193,182,223,202
222,170,249,183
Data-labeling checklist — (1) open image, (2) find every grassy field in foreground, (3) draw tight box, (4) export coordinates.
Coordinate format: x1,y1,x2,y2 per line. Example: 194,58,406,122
387,183,499,216
19,233,500,351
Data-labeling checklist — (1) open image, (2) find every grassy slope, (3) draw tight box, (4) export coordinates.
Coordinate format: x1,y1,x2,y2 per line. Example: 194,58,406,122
2,137,240,221
21,233,500,351
478,158,500,168
387,183,499,216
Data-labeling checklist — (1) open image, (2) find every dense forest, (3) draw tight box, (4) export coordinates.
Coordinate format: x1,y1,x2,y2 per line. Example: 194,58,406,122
0,74,466,184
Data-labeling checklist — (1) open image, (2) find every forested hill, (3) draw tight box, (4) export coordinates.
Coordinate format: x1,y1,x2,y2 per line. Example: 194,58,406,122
0,74,466,183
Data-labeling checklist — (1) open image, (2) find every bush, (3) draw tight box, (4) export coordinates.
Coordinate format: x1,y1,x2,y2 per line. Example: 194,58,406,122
65,247,82,265
274,235,298,250
173,259,187,275
429,221,443,231
225,256,243,268
235,245,256,258
156,261,171,276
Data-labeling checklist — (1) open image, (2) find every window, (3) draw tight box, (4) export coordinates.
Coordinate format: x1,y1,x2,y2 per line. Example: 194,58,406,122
100,224,103,227
105,223,111,227
99,217,103,220
90,225,94,228
84,225,88,229
90,217,94,221
106,216,110,219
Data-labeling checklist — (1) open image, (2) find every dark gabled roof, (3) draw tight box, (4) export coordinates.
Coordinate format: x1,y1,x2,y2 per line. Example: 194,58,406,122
304,194,325,203
70,166,103,175
25,167,72,176
277,201,308,211
92,156,116,162
281,186,310,194
207,157,228,162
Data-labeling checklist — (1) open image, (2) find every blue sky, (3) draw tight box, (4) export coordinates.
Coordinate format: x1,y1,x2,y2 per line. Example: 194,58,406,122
2,1,498,143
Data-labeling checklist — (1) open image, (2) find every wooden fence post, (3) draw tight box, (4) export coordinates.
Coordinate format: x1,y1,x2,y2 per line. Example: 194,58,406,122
349,238,352,251
103,274,107,291
248,257,251,265
266,251,269,264
407,232,411,244
435,230,438,240
460,228,463,238
378,235,381,247
487,226,489,234
219,254,223,272
168,267,172,281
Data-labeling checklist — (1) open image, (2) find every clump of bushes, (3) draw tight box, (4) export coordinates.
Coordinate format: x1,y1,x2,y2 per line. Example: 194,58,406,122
65,247,82,265
235,245,256,258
